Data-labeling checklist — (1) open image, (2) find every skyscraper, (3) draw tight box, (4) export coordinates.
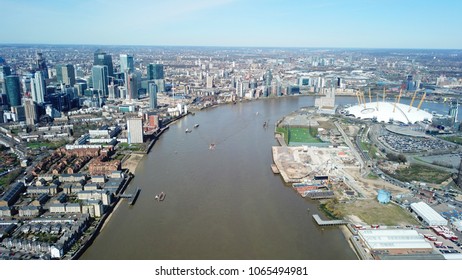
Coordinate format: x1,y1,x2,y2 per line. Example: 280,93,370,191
92,65,109,102
0,65,11,94
36,52,48,79
24,98,37,125
406,75,415,91
0,65,11,80
148,82,158,109
264,69,273,97
94,50,114,77
5,75,21,107
31,71,46,104
62,64,76,86
147,63,164,80
127,73,138,100
265,69,273,87
120,54,134,74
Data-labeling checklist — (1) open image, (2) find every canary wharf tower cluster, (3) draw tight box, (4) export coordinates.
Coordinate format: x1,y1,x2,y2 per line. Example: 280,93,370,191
0,49,164,125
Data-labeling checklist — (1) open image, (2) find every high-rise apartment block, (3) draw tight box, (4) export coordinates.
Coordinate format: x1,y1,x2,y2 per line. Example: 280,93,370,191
127,118,143,144
31,71,46,104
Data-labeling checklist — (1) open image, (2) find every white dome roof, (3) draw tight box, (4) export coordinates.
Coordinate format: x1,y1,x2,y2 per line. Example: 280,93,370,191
345,102,433,123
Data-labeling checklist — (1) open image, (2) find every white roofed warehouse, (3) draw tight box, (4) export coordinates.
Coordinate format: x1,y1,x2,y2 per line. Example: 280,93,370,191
410,202,448,226
358,229,433,256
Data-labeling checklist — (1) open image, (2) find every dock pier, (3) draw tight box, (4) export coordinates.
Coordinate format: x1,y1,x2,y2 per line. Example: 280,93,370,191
312,214,348,226
119,187,141,205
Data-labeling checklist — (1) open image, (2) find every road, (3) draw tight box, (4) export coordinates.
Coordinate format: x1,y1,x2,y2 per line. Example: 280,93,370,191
335,121,365,171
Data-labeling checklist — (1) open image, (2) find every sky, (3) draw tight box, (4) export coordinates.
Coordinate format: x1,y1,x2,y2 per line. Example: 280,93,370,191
1,0,461,49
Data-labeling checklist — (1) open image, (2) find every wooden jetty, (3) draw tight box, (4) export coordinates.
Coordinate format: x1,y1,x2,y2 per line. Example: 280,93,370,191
312,214,348,226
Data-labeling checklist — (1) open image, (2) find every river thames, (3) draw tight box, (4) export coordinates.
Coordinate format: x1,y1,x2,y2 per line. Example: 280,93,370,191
81,95,458,260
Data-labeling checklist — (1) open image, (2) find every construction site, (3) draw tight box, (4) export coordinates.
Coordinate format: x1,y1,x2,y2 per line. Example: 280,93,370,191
272,106,415,226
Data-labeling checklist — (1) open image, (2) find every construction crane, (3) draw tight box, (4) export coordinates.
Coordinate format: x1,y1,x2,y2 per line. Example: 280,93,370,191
393,89,403,113
408,90,419,112
417,92,426,111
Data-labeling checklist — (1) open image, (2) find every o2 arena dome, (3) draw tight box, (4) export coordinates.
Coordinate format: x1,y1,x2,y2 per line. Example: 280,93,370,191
344,101,433,124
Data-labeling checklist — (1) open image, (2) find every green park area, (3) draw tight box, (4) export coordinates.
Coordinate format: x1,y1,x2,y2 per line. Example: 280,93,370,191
322,199,419,226
26,140,67,150
276,126,321,145
441,135,462,145
388,163,452,184
118,142,146,152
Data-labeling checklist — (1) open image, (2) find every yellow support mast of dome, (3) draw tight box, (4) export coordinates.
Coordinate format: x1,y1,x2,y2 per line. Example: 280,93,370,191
408,90,418,112
355,90,361,105
361,91,367,109
417,92,426,111
382,86,386,103
368,88,372,104
393,89,403,113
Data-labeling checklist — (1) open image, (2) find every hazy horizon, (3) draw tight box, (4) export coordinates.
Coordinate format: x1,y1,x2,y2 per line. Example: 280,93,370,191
1,0,461,49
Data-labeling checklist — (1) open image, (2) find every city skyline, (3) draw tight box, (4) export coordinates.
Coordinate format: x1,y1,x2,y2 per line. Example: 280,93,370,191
1,0,461,49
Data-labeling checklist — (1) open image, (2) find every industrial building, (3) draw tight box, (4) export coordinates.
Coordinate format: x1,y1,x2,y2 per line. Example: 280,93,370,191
358,229,433,256
410,201,448,226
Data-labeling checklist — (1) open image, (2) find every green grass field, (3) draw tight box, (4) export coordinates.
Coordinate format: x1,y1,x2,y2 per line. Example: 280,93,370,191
26,140,66,150
276,126,321,144
389,163,452,184
441,136,462,145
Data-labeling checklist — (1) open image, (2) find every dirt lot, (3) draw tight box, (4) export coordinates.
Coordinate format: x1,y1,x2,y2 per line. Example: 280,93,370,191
346,167,411,199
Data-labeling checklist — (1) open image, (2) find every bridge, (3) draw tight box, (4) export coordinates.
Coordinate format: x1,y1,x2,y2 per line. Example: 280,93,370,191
312,214,348,226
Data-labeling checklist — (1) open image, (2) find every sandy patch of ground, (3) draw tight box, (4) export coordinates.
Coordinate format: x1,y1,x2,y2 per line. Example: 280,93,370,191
121,154,145,174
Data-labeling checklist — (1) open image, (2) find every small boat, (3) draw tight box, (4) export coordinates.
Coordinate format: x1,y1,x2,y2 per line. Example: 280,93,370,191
185,128,191,133
157,192,166,201
194,124,199,128
209,143,216,150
